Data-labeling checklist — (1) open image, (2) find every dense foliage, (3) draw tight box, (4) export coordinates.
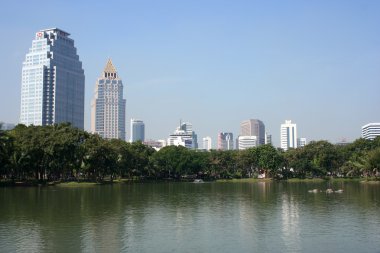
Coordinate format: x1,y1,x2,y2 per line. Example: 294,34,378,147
0,123,379,182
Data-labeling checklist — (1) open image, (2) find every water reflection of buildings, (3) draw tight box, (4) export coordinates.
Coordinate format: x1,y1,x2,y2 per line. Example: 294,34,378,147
281,193,301,252
81,217,123,252
3,221,43,252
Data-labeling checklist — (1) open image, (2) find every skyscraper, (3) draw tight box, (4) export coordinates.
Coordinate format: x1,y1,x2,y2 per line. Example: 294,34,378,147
20,28,85,128
362,123,380,140
281,120,297,151
91,59,126,140
217,132,234,150
130,119,145,142
240,119,265,145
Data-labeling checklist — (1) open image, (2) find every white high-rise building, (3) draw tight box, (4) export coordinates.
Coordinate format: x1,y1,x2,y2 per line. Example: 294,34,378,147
202,137,212,150
91,59,126,140
238,136,258,150
281,120,297,151
362,123,380,140
130,119,145,142
20,28,85,128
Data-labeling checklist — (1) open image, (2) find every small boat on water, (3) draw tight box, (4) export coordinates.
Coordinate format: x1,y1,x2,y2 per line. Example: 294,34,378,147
308,189,319,193
193,179,204,183
335,189,343,193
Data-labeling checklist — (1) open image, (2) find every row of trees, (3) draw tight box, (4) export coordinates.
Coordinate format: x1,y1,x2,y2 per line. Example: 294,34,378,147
1,123,380,182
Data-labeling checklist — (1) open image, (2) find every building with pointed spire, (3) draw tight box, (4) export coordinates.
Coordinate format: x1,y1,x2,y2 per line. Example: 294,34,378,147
91,59,126,140
20,28,85,128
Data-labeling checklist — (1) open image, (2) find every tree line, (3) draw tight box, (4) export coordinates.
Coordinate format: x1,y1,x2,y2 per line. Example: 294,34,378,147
0,123,379,183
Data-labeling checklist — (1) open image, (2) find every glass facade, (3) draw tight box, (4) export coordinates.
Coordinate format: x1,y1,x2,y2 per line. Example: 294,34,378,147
130,119,145,142
20,28,85,128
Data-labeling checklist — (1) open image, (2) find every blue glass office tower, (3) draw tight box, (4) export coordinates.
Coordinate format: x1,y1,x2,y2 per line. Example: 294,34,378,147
20,28,85,128
130,119,145,142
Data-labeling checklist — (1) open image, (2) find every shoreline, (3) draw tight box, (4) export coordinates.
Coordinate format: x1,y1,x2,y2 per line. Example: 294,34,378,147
1,177,379,187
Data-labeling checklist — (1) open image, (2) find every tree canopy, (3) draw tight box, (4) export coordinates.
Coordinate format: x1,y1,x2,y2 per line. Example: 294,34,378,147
1,124,379,183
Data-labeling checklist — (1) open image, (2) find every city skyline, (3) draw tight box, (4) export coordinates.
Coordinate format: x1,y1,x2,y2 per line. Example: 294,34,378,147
1,1,380,146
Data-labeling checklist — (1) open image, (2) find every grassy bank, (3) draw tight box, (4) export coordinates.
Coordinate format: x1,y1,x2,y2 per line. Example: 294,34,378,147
1,177,379,187
216,177,376,183
285,177,365,183
55,181,100,187
216,178,272,183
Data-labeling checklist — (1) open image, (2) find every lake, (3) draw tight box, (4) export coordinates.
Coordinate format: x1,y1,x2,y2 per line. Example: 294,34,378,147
0,181,379,253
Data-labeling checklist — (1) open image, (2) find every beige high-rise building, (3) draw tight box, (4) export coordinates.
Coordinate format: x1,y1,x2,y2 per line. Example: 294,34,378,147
91,59,126,140
240,119,265,145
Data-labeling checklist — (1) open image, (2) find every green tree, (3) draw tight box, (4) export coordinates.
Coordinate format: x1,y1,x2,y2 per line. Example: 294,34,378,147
151,146,191,178
128,141,156,178
366,147,380,177
82,135,118,181
0,126,13,179
237,148,259,178
256,144,283,178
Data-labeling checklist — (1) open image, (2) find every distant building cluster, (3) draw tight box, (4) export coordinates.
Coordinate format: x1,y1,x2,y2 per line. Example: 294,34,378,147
167,121,198,149
8,28,378,150
0,122,15,131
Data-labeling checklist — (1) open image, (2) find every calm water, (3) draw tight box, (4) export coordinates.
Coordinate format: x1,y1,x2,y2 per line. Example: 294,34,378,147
0,181,379,253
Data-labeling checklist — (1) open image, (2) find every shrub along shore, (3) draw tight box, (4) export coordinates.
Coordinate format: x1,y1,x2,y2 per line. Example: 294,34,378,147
1,123,379,186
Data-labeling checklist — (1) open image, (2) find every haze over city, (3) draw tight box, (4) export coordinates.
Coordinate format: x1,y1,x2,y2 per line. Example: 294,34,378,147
0,0,379,147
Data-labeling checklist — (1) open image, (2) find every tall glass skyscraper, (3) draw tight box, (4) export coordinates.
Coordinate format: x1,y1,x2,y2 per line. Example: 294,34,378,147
130,119,145,142
91,59,126,140
20,28,85,128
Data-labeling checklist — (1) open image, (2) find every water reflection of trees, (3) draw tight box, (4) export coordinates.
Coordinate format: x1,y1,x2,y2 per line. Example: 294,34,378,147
0,182,379,252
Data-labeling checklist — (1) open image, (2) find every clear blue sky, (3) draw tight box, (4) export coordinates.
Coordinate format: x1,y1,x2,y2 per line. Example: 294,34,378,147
1,0,379,147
